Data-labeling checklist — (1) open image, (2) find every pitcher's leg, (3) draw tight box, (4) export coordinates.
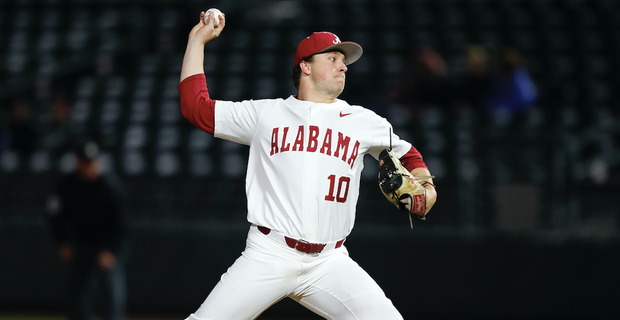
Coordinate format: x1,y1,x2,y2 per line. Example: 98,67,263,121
187,234,299,320
296,252,403,320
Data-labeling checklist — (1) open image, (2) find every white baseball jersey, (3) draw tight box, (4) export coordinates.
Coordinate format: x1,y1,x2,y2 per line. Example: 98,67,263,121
214,96,412,243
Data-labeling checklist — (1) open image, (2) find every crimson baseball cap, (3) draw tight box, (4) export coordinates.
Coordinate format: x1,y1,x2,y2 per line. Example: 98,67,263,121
294,32,363,67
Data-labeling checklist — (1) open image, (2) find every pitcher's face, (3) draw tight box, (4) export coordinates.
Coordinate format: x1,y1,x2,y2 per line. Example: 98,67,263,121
308,51,348,98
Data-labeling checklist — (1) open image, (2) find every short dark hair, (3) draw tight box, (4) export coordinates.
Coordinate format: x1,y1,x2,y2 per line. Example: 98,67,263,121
291,55,315,90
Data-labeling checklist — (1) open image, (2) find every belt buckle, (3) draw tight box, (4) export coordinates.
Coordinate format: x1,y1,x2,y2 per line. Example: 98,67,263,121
294,239,309,251
295,239,321,255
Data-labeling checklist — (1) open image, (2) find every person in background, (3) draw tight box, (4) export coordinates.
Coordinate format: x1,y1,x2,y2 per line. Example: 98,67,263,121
47,141,129,320
484,47,538,123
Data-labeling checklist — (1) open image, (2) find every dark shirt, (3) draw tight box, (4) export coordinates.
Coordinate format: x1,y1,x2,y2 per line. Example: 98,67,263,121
48,173,125,253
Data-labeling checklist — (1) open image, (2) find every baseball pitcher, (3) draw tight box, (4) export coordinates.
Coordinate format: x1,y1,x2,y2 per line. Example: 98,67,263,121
178,10,437,320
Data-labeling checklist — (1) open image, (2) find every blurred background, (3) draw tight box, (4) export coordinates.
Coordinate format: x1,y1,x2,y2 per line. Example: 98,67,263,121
1,0,619,319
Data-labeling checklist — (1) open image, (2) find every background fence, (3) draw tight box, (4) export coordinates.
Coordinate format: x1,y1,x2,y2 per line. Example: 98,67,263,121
1,0,619,319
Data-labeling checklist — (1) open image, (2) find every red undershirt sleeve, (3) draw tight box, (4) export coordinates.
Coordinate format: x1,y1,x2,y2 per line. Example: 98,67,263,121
400,146,428,171
177,73,216,135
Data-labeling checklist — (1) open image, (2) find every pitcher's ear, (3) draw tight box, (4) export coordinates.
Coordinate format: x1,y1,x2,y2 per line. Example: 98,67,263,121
300,60,312,75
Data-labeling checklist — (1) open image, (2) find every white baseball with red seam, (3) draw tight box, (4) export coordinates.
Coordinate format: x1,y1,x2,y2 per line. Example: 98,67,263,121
204,8,223,26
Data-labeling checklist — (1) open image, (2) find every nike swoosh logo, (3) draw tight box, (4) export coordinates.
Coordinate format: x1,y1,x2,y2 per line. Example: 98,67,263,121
340,112,352,117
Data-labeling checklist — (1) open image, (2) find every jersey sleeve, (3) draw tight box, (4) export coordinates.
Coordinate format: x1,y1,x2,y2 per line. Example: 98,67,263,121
178,74,265,145
364,110,411,159
214,99,266,146
364,110,427,170
178,73,216,135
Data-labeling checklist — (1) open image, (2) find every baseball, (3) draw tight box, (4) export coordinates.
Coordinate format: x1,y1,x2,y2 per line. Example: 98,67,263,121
204,8,223,27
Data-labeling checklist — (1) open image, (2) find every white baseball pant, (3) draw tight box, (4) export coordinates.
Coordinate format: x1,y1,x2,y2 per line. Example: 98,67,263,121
185,225,404,320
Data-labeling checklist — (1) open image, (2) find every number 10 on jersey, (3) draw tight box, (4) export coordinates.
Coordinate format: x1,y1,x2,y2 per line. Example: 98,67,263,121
325,175,351,203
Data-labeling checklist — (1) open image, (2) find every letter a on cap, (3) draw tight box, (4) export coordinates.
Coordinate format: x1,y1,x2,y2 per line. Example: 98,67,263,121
293,32,363,67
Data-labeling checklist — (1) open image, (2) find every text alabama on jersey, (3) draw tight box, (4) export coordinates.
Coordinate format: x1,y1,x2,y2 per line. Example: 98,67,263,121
270,125,360,169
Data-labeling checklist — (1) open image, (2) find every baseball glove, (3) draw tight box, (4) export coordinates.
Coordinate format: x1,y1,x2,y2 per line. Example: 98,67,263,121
378,148,430,227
